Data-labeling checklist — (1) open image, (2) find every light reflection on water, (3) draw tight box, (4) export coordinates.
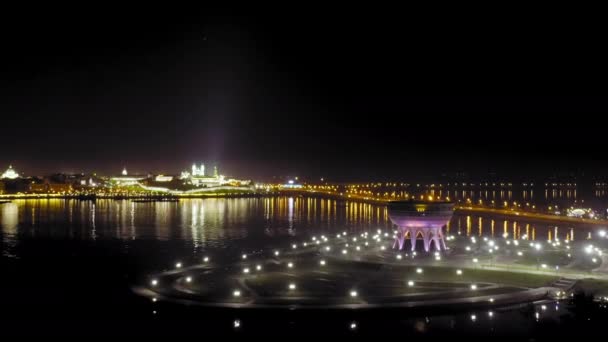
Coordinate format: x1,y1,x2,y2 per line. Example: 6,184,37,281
0,197,603,336
0,197,592,248
0,198,392,258
426,188,581,202
0,197,601,257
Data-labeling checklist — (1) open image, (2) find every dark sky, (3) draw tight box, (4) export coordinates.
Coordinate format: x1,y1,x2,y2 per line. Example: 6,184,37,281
1,5,606,180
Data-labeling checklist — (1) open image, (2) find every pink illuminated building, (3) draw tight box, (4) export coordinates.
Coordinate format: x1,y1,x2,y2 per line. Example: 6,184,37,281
388,201,454,252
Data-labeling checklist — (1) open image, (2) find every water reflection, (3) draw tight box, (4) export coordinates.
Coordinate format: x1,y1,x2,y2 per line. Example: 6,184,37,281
1,203,18,234
0,197,601,252
413,183,608,208
448,213,593,241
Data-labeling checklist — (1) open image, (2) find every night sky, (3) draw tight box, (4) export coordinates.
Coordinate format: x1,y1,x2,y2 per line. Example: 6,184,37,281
1,6,606,180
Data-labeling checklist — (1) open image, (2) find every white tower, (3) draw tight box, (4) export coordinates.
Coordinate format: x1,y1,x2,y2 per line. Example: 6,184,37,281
191,163,205,176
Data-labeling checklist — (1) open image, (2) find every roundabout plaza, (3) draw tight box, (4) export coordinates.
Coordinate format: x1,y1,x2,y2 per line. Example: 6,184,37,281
134,201,608,312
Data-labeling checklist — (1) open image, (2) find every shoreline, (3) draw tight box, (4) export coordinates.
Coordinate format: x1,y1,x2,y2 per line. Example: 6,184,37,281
455,206,608,226
0,193,263,200
2,191,607,226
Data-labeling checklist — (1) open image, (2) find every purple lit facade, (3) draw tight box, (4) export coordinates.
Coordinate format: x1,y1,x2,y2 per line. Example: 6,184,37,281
388,201,454,252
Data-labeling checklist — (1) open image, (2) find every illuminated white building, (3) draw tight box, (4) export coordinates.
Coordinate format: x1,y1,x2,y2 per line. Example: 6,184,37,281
281,180,303,189
80,178,97,187
1,165,20,179
192,163,205,176
155,175,173,182
181,163,226,187
110,168,146,185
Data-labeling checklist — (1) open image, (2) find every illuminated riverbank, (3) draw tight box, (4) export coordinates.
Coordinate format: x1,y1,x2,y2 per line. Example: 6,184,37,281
2,189,607,227
286,190,608,227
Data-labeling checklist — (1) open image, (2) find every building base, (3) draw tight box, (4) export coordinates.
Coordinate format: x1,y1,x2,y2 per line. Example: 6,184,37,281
392,226,447,252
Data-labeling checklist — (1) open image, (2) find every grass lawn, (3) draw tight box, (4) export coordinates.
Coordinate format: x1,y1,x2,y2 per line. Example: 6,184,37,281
514,250,570,267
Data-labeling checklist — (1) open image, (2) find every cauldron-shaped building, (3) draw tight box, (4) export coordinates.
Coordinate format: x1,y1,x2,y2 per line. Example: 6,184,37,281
388,201,454,252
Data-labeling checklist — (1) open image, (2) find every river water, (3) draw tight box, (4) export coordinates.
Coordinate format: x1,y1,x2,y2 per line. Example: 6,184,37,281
0,197,605,337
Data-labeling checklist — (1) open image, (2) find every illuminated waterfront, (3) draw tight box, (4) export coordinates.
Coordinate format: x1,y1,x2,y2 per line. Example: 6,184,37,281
2,197,604,251
1,191,608,339
2,3,606,336
2,195,608,337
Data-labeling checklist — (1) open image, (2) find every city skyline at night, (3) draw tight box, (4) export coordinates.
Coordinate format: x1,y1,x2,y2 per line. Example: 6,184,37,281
2,7,607,180
3,4,608,339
